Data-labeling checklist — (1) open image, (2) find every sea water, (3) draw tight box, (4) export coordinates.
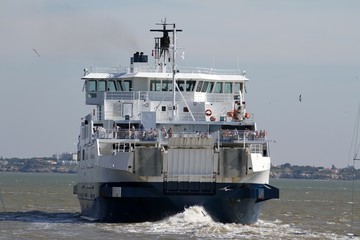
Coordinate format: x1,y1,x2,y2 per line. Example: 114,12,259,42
0,172,360,240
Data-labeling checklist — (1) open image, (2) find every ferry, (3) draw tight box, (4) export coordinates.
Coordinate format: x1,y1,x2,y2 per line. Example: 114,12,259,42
73,20,279,224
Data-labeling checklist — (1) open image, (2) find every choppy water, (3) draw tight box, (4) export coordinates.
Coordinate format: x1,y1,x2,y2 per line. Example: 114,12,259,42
1,172,360,239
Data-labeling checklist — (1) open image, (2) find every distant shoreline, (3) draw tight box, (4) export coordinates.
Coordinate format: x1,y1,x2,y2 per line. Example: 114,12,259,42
0,157,77,174
1,157,359,180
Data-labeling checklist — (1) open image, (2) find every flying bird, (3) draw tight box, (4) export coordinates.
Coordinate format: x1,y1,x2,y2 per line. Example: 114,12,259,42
32,48,40,57
299,94,302,102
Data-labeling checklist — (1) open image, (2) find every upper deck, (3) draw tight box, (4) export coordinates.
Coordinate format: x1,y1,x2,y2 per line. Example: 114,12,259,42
83,65,248,80
80,21,252,126
82,65,248,102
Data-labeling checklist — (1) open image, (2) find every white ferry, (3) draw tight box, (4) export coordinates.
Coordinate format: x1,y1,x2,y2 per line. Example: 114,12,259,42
74,20,279,224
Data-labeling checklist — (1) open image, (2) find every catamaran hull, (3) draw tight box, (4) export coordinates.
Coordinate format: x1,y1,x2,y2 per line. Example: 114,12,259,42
76,182,279,224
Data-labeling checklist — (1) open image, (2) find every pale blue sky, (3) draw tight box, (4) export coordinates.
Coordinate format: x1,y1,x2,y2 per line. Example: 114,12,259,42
0,0,359,167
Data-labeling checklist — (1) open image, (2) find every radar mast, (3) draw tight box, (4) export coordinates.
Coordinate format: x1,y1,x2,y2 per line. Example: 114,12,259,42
151,19,182,120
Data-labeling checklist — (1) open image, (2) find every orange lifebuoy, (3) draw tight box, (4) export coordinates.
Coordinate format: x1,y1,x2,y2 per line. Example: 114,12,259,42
227,109,238,120
205,109,212,116
245,112,250,118
210,116,216,121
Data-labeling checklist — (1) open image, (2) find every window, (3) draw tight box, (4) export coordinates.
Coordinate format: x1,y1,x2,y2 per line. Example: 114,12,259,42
162,80,172,91
117,80,124,91
186,80,196,91
162,106,166,111
214,82,223,93
196,81,203,92
150,80,161,91
201,81,209,92
224,82,232,93
176,80,185,91
123,80,132,91
98,80,106,91
107,80,117,91
234,83,241,93
86,80,96,92
183,107,189,112
207,82,214,93
201,81,214,93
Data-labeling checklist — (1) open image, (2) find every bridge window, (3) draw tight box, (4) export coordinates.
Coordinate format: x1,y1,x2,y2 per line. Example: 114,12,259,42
107,80,117,91
98,80,106,91
117,80,123,91
196,81,203,92
201,81,209,92
150,80,161,91
116,80,132,91
86,80,96,92
162,80,172,91
214,82,223,93
176,80,185,91
201,81,214,92
234,83,240,93
224,82,232,93
207,82,214,93
186,80,196,91
123,80,132,91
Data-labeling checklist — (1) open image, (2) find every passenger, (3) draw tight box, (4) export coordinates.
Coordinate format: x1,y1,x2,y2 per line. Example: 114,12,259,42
131,125,136,139
113,123,118,138
233,128,239,140
161,126,167,139
140,124,145,138
259,130,264,139
167,127,172,138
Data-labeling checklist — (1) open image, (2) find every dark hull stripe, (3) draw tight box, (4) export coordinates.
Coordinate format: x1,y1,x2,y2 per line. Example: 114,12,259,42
76,181,279,224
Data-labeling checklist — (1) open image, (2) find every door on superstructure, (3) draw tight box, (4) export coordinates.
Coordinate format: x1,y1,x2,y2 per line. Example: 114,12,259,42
123,103,133,118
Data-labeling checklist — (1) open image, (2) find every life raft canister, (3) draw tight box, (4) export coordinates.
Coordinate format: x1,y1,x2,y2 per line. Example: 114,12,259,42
205,109,212,116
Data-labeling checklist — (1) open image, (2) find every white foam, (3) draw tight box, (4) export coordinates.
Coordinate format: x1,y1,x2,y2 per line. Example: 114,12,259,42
99,206,351,239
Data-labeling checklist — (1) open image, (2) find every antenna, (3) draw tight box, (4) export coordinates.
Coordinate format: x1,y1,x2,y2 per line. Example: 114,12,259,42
150,19,182,69
150,20,182,120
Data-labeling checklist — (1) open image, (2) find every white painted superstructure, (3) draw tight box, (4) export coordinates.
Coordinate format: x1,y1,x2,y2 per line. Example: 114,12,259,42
74,20,279,224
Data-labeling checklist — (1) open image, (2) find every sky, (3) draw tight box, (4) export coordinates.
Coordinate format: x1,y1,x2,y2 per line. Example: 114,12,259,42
0,0,360,168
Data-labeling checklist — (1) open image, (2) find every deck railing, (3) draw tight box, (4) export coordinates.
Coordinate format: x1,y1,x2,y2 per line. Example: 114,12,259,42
87,66,246,76
93,128,266,143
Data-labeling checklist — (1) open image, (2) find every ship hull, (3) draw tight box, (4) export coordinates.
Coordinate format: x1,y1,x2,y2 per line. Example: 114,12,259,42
76,181,279,224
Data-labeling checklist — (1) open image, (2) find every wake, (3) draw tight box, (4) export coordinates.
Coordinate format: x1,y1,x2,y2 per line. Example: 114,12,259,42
99,206,351,239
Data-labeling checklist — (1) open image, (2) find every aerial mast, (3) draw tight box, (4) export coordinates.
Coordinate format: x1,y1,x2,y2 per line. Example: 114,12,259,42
150,19,182,120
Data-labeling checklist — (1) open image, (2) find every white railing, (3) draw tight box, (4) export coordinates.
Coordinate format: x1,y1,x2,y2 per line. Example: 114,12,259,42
93,128,266,143
87,66,245,76
105,91,148,101
177,67,245,75
250,144,264,154
87,66,128,74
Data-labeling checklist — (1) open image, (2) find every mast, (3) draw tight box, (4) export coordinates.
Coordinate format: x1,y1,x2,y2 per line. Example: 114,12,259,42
171,23,177,120
150,19,182,120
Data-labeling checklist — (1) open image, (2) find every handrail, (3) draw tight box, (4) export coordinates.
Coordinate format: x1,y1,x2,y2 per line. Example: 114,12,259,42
87,66,246,76
93,128,267,143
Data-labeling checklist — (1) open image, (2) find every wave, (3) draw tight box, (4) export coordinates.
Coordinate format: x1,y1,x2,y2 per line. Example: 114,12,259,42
98,206,351,239
0,207,354,239
0,210,81,223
